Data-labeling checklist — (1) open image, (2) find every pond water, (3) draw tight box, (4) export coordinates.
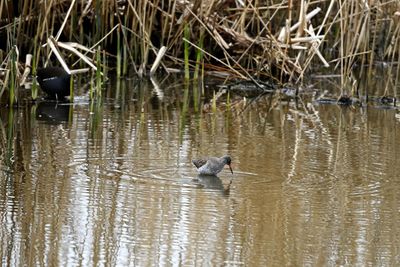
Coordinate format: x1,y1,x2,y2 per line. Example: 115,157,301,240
1,74,400,266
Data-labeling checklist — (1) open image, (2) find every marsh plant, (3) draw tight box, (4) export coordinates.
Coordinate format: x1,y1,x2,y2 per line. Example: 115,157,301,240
0,0,399,103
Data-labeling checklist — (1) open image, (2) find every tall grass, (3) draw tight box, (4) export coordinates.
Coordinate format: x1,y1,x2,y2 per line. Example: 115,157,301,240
0,0,400,102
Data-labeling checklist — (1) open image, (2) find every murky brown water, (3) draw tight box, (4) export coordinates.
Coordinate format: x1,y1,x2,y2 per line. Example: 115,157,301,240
1,75,400,266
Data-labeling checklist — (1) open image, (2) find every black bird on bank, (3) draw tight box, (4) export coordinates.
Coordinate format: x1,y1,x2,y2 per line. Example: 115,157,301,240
36,67,71,99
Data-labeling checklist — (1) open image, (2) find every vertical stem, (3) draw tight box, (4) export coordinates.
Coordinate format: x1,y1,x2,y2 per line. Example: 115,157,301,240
212,91,217,113
194,28,204,80
96,46,102,98
192,80,199,113
117,25,122,78
184,23,190,80
9,47,16,106
179,81,190,143
103,49,107,82
69,74,74,102
89,72,94,100
6,108,15,168
122,18,128,76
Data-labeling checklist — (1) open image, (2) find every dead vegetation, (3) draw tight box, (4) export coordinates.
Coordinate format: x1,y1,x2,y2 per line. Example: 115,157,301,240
0,0,400,103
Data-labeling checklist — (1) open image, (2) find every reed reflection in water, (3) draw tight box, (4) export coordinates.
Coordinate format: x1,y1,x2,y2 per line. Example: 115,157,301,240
0,76,400,266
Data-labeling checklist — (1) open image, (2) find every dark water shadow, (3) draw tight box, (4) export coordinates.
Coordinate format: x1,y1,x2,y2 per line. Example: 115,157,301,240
36,102,70,123
310,63,400,106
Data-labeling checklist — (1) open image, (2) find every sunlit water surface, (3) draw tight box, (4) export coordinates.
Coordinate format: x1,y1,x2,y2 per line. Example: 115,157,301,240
1,76,400,266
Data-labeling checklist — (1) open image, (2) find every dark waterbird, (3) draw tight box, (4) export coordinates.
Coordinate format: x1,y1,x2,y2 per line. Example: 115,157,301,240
36,67,71,99
192,155,233,176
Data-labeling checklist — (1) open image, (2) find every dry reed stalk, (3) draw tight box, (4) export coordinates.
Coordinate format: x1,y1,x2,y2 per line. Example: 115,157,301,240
185,5,281,82
47,37,70,73
55,0,76,41
150,46,167,75
57,41,97,70
306,25,329,67
19,54,32,86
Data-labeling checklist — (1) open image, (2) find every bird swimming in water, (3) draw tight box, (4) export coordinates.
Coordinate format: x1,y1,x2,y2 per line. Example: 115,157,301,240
192,155,233,176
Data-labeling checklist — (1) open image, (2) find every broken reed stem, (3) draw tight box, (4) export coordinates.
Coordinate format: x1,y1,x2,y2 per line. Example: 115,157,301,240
150,46,167,76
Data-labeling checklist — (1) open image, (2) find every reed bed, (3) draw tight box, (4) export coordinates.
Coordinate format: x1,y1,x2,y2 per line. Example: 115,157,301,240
0,0,399,103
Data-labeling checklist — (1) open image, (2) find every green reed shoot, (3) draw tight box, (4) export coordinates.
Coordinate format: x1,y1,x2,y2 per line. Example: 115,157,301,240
184,23,190,80
9,46,17,106
103,49,108,79
69,73,74,102
192,80,199,113
89,72,94,100
30,72,38,101
122,22,128,76
212,90,217,113
193,29,204,80
226,90,231,110
96,47,102,98
117,25,122,78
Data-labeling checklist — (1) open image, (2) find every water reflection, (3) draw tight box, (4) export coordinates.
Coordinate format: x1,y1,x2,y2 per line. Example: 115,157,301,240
0,74,400,266
192,174,232,196
36,101,70,123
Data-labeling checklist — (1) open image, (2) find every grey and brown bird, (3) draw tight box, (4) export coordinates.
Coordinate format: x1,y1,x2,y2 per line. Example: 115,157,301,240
192,155,233,176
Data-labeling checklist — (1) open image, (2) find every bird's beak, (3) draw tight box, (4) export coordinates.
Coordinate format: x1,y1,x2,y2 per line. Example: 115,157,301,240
229,164,233,174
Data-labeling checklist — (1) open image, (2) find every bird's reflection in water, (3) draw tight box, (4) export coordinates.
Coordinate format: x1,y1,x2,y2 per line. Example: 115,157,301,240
36,101,70,123
193,174,232,196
